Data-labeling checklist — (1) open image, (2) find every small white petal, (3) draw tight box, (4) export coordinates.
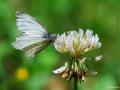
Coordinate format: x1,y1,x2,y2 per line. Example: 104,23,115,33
79,28,84,38
90,71,98,75
82,76,85,81
84,48,90,52
80,57,86,63
93,34,99,47
94,55,103,61
53,62,68,74
97,42,101,48
85,29,93,38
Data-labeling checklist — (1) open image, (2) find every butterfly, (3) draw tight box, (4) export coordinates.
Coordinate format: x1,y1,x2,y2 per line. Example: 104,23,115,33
12,12,56,57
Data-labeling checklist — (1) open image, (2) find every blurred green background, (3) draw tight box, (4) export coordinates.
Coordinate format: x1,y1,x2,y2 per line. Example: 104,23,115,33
0,0,120,90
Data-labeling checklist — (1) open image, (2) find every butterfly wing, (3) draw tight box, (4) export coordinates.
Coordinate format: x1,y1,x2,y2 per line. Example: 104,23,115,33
12,12,52,57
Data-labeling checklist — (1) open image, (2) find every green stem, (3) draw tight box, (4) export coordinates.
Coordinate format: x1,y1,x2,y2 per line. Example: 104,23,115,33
74,78,78,90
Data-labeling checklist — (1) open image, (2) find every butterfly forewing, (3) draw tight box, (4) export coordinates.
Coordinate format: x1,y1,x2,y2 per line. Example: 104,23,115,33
16,12,47,35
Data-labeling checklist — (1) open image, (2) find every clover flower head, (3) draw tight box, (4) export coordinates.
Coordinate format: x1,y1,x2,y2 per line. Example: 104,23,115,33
53,28,102,83
54,29,101,57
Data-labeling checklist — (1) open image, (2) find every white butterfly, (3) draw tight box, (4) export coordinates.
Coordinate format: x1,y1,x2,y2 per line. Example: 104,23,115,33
12,12,56,57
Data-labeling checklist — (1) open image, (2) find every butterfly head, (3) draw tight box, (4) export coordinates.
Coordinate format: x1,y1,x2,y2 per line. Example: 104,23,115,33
44,33,57,42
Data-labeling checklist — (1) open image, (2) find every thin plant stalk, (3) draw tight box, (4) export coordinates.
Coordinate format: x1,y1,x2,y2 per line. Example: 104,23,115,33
74,78,78,90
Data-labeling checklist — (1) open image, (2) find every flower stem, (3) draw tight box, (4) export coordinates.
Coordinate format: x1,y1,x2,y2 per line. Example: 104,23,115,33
74,78,78,90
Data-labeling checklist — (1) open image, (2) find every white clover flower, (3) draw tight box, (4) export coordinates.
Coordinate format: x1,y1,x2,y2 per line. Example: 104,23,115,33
53,28,102,83
54,29,101,57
